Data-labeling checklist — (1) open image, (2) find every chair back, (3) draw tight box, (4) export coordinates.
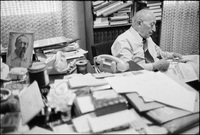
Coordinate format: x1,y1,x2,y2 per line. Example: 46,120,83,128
91,40,114,57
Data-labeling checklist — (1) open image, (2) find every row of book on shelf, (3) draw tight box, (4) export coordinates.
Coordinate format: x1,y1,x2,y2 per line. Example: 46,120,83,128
146,1,162,21
92,1,133,27
93,28,127,44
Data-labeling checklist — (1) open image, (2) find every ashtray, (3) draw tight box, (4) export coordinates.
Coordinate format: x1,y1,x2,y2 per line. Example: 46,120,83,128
0,88,12,102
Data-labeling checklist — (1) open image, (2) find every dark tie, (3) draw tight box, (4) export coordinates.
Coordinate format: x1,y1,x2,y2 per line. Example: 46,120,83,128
143,38,154,63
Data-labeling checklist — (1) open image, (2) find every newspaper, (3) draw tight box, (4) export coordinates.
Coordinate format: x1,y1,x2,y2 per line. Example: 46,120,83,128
166,62,198,83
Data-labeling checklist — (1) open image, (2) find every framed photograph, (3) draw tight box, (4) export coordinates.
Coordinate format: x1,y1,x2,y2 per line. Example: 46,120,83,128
6,32,34,68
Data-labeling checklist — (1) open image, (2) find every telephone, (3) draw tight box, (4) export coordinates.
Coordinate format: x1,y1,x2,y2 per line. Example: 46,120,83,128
94,54,129,73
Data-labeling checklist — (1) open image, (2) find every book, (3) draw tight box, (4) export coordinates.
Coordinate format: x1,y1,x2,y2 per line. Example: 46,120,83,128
94,17,109,23
113,12,128,17
93,1,110,13
146,99,199,124
96,1,123,17
109,19,129,26
92,1,104,7
117,7,131,12
109,15,129,21
94,23,109,27
149,5,161,10
147,2,162,7
150,8,162,13
94,17,109,27
103,1,133,17
156,16,162,21
91,89,128,116
153,12,162,17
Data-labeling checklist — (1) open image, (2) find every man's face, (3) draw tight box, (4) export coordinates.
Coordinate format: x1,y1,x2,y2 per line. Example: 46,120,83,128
15,36,29,58
139,16,156,39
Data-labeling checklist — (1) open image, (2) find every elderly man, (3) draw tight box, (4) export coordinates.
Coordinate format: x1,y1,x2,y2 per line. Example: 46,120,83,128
111,9,182,72
7,34,29,68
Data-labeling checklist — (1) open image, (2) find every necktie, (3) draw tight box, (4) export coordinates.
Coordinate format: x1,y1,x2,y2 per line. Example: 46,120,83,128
142,38,154,63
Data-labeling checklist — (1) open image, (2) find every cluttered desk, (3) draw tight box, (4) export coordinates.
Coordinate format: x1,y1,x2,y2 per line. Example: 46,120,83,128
0,37,199,134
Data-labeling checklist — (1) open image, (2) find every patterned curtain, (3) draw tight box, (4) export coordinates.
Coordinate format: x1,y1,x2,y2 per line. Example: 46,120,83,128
160,1,199,55
1,1,77,49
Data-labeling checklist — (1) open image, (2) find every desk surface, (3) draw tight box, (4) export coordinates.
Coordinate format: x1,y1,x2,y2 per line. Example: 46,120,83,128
0,60,199,134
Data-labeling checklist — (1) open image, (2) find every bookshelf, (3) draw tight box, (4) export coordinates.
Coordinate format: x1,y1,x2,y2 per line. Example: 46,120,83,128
84,1,134,63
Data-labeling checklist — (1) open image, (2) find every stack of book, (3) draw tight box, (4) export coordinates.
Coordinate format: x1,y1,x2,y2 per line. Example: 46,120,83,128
92,1,133,27
146,1,162,21
109,6,131,26
93,17,109,27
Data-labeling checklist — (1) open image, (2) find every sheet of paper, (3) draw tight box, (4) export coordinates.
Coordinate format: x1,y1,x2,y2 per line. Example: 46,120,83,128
140,96,154,102
19,81,45,125
90,84,111,92
76,95,95,114
88,109,147,133
105,76,143,94
68,73,107,88
105,72,196,112
134,72,196,112
53,124,76,133
62,49,88,60
25,126,54,134
72,113,95,133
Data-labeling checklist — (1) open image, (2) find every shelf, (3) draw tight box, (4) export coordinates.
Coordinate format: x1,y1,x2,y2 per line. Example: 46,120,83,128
94,23,132,29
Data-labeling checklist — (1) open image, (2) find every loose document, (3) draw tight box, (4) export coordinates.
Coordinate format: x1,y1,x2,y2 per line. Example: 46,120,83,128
105,72,196,112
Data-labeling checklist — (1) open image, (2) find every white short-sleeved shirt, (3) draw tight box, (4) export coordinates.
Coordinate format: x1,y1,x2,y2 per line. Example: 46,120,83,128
8,51,28,68
111,26,173,71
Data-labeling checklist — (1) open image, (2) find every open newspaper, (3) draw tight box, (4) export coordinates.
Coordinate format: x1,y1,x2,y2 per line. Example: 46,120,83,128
166,62,198,83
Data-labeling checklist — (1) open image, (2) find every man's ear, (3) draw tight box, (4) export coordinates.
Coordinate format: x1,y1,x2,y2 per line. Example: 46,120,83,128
137,20,142,26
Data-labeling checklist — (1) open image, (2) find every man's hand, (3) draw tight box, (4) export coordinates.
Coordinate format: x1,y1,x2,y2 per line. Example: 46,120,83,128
153,59,170,72
172,53,182,59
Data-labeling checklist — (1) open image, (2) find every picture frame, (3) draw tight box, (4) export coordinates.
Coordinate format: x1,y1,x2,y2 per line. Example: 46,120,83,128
6,32,34,68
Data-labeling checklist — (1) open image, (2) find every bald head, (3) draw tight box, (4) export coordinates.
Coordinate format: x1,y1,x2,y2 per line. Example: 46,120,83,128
133,9,156,23
132,9,156,38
